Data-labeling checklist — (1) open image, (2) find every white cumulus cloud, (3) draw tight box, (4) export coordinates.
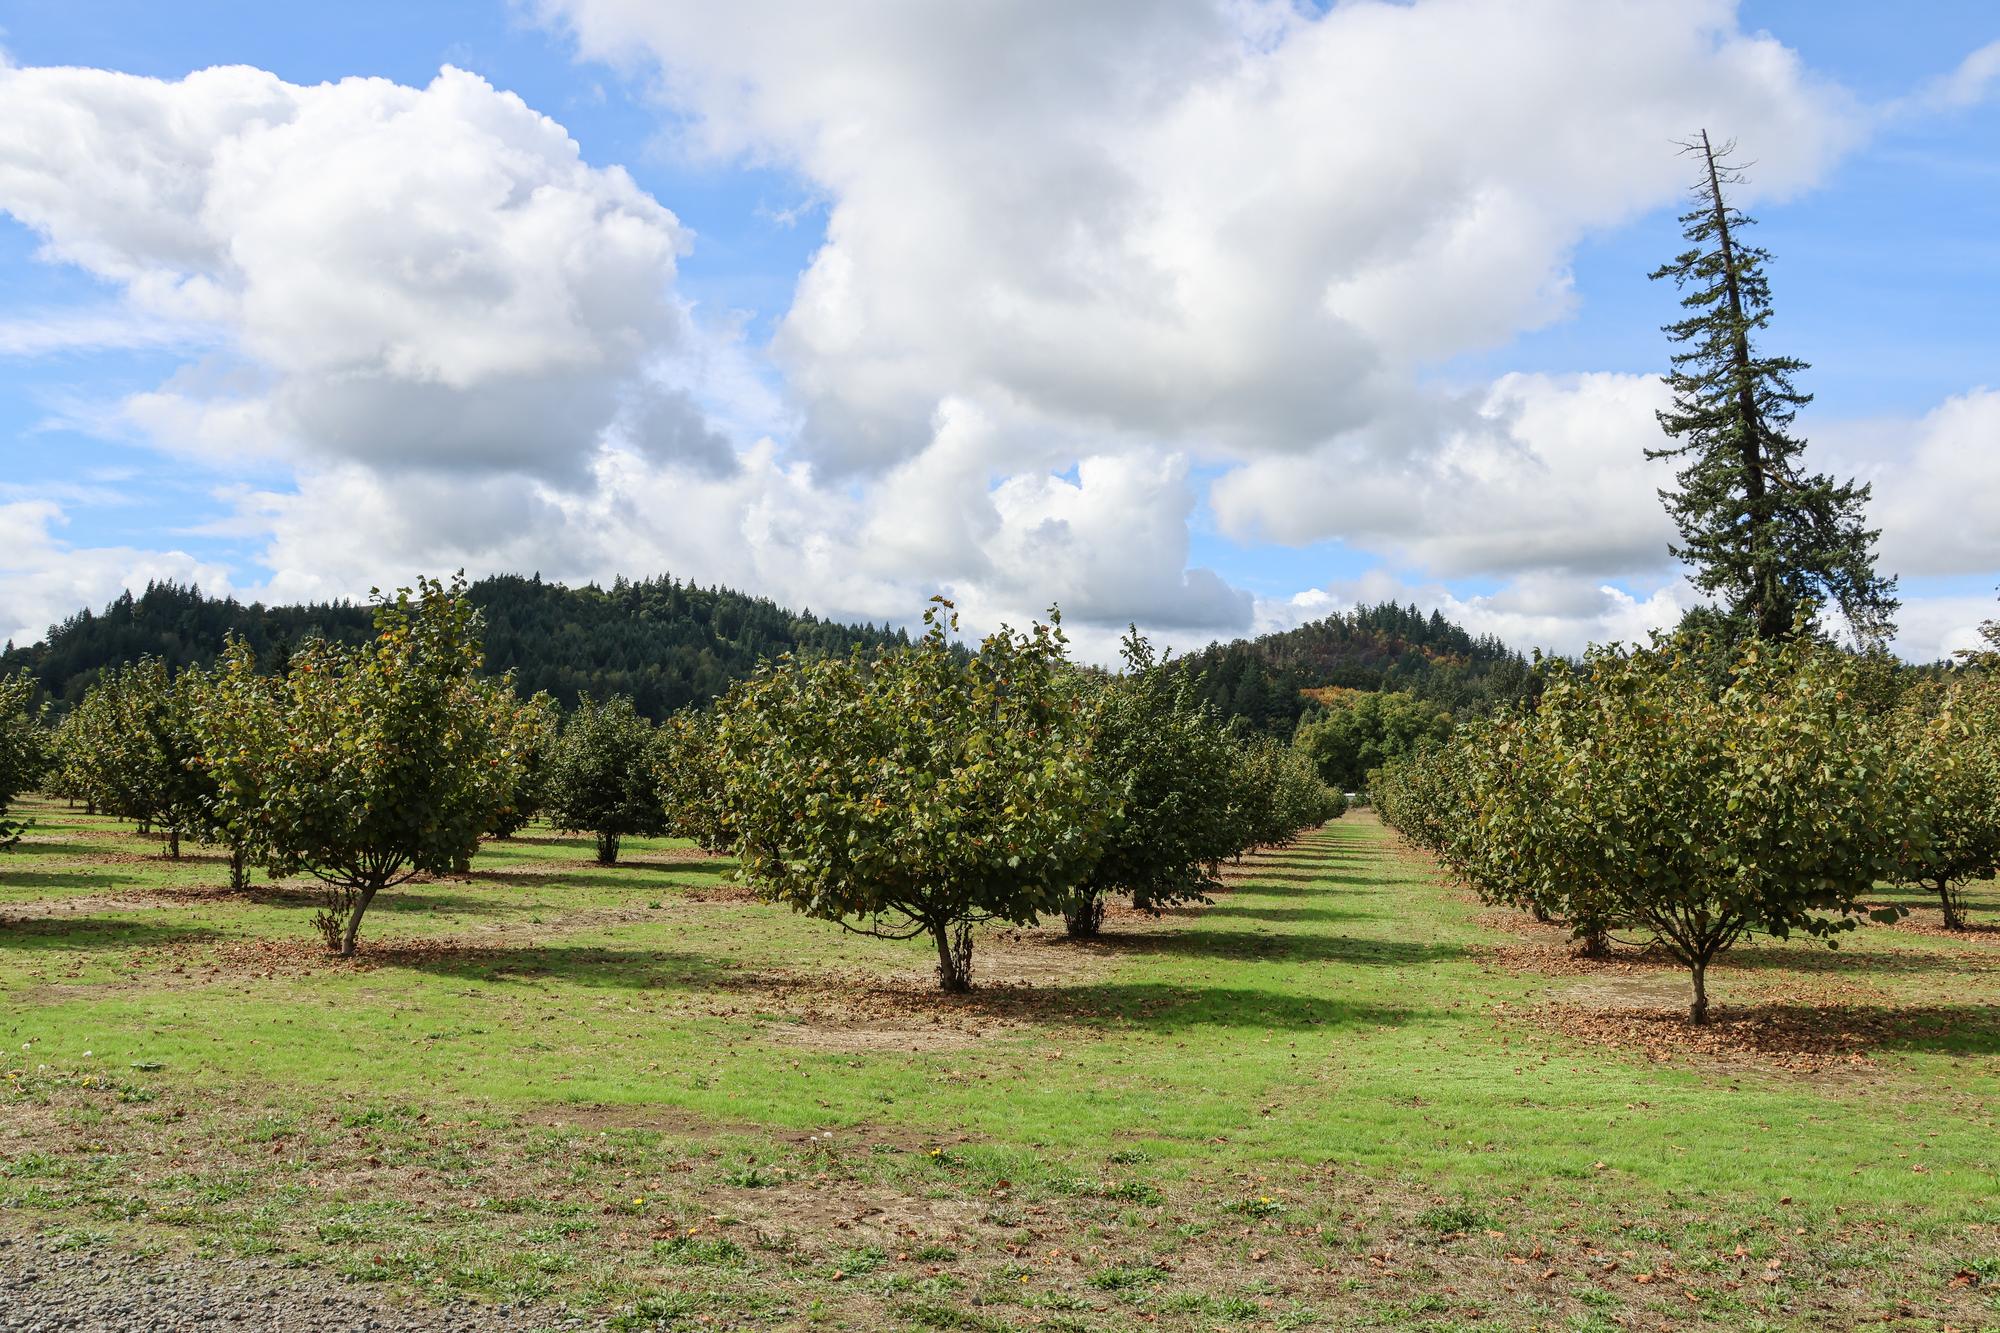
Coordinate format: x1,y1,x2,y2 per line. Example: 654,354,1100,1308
540,0,1858,474
0,62,690,479
0,501,237,647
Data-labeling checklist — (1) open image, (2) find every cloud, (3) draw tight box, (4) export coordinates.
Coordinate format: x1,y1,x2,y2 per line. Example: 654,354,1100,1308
10,10,1978,669
540,0,1858,474
0,62,689,479
0,500,236,646
1211,372,1682,578
228,425,1252,655
1827,388,2000,579
1254,567,1694,658
1896,591,2000,664
1893,39,2000,116
0,53,1257,654
0,306,217,357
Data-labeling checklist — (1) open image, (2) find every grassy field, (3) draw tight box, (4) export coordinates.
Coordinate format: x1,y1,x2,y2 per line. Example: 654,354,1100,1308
1,794,1996,1331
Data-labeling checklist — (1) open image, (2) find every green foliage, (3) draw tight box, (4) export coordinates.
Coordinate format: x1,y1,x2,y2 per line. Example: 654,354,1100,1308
1889,673,2000,929
544,695,667,864
1223,736,1345,856
0,670,49,847
483,690,562,840
183,641,282,889
257,575,526,955
1378,634,1911,1021
705,599,1109,991
1062,628,1244,937
50,659,213,857
656,708,734,854
1292,690,1452,794
1649,133,1895,643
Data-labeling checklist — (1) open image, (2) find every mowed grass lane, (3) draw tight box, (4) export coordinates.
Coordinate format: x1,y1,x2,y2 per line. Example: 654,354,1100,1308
2,794,1995,1330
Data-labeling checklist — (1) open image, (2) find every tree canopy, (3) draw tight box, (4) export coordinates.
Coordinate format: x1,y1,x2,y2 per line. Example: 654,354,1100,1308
1377,633,1910,1022
0,671,47,848
1292,689,1453,793
256,576,530,955
544,694,669,864
704,600,1109,992
1649,131,1896,644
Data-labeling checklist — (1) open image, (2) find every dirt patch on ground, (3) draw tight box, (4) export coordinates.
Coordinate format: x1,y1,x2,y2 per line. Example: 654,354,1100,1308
0,848,182,868
1465,900,1996,1077
1519,1001,1892,1074
0,894,170,919
1876,909,2000,945
1471,937,1683,979
148,922,1125,1053
760,1016,997,1051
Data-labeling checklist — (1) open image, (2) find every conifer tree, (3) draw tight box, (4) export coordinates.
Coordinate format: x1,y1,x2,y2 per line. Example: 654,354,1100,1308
1649,131,1897,643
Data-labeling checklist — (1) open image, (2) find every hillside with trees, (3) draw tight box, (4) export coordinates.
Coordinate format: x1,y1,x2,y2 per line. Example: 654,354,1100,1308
10,578,1537,731
2,573,911,717
1165,601,1538,734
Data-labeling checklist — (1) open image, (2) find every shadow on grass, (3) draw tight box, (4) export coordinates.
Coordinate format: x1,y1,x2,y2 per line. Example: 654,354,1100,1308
1219,869,1357,887
1233,851,1354,872
340,942,731,991
1548,999,2000,1061
707,969,1429,1034
1724,944,2000,975
1201,902,1371,926
141,883,519,917
276,937,1432,1033
1232,875,1396,898
1096,926,1459,967
1859,1004,2000,1055
469,861,737,889
0,871,145,893
0,916,221,952
949,980,1424,1033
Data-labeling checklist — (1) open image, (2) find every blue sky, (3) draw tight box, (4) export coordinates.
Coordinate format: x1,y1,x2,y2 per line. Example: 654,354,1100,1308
0,1,1994,660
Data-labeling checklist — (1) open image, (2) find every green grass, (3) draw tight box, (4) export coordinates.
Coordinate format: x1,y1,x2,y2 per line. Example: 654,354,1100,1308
2,793,1997,1330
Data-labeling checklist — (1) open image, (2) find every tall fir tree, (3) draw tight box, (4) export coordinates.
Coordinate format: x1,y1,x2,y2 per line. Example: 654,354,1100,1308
1649,131,1897,644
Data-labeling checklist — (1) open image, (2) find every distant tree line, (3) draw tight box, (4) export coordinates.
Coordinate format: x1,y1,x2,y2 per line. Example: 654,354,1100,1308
2,573,912,718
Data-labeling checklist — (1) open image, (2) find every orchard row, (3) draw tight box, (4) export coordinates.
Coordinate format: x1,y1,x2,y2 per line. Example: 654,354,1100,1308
0,577,1342,991
1372,630,2000,1022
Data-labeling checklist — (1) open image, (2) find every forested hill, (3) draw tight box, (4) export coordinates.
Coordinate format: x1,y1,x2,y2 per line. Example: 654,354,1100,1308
7,578,1530,731
1169,602,1537,734
1,575,910,717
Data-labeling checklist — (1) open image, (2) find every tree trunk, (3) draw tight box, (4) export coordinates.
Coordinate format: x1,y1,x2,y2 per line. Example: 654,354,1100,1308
1939,877,1966,931
167,826,180,859
596,832,620,866
1064,892,1105,940
931,920,973,993
228,845,247,892
1575,920,1609,959
1688,960,1710,1025
338,882,381,958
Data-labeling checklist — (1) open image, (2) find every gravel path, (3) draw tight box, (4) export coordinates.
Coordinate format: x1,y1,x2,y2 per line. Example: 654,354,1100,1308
0,1233,598,1332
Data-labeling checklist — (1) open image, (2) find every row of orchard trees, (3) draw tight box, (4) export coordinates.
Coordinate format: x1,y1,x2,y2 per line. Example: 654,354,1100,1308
538,601,1338,990
1373,626,2000,1023
44,580,556,953
15,580,1341,986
